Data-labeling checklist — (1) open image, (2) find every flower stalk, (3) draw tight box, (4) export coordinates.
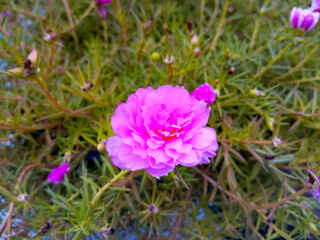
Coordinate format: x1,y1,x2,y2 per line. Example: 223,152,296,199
91,169,130,208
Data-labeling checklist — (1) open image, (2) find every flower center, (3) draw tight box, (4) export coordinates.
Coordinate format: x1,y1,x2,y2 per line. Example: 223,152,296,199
155,127,183,141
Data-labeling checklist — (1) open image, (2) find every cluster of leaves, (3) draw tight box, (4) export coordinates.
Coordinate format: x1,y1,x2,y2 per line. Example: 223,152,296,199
1,0,320,239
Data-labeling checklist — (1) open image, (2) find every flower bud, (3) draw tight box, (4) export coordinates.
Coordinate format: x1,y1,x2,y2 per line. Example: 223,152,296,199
191,34,199,46
228,66,235,74
194,47,200,58
148,204,159,214
150,52,160,62
309,222,318,232
27,49,38,64
191,83,215,105
290,7,320,32
97,142,105,152
266,116,274,132
17,194,29,202
47,162,71,184
248,89,265,97
8,67,24,77
82,81,94,92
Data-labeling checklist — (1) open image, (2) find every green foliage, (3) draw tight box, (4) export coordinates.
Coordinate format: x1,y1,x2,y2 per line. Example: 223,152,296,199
1,0,320,239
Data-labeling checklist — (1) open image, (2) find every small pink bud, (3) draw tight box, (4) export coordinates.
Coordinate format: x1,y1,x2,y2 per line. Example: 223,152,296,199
95,0,112,19
82,81,94,92
228,66,235,74
191,83,216,105
194,47,200,57
290,7,320,32
47,162,70,184
27,49,38,64
191,34,199,45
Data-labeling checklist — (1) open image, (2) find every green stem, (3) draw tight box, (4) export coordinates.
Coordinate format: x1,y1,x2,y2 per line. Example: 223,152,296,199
34,77,72,113
271,44,319,82
57,2,95,36
145,64,153,86
167,64,174,84
250,42,293,82
208,0,229,51
249,14,261,51
91,169,130,207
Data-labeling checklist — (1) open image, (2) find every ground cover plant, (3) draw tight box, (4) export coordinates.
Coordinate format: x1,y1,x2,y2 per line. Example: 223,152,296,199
1,0,320,239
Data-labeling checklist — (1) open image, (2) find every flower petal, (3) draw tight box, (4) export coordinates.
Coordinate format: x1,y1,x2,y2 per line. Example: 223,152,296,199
106,136,123,156
188,127,217,149
145,165,174,178
178,151,199,166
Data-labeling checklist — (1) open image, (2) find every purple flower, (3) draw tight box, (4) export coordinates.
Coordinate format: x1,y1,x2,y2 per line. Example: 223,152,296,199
290,7,320,32
96,0,112,19
190,83,216,105
106,85,218,178
47,162,70,184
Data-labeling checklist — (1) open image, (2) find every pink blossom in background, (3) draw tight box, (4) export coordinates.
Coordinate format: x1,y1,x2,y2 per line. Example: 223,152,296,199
290,7,320,32
106,85,218,178
190,83,216,105
47,162,70,184
96,0,112,19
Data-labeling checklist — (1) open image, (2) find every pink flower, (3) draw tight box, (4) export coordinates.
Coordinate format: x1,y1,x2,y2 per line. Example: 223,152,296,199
106,85,218,178
310,0,320,12
96,0,112,3
96,0,112,19
47,162,70,184
190,83,216,105
290,7,320,32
